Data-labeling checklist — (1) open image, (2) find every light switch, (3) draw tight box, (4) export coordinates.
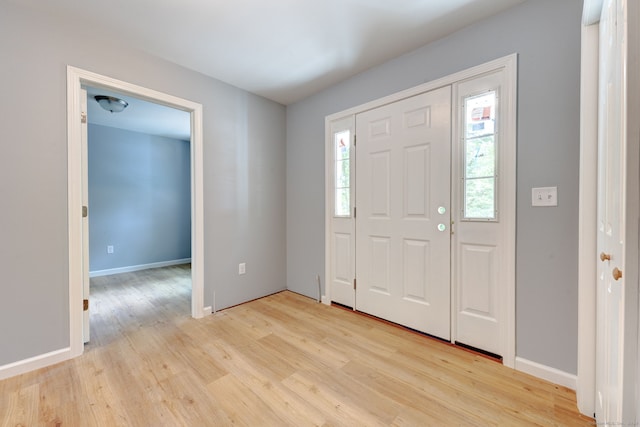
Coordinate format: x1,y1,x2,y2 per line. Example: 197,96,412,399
532,187,558,207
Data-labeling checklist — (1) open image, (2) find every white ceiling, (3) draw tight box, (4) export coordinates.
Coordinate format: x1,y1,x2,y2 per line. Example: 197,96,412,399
13,0,526,139
14,0,525,106
85,86,191,140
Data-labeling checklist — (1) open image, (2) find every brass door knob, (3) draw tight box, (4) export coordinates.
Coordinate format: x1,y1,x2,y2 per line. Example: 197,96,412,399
600,252,611,262
613,267,623,281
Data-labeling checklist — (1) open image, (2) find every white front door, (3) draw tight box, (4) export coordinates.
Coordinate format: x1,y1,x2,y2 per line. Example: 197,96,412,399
355,87,452,339
596,0,626,420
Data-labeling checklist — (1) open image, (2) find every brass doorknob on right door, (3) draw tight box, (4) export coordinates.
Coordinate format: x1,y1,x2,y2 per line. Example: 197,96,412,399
612,267,623,281
600,252,611,262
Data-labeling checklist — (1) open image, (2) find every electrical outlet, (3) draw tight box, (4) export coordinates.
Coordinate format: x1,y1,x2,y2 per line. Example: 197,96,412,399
531,187,558,207
107,245,114,254
238,263,246,275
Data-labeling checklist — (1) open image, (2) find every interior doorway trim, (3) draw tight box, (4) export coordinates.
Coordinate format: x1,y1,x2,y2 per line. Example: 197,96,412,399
67,66,205,358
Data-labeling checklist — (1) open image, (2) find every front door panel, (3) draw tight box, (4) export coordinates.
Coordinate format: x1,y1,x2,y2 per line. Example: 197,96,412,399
355,87,451,339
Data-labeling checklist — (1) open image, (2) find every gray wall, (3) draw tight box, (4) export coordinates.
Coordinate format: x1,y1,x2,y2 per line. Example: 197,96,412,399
88,124,191,272
286,0,582,374
0,3,286,366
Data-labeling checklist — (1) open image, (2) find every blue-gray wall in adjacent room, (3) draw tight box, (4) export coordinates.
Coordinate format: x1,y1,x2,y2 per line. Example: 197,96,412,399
286,0,582,375
88,124,191,272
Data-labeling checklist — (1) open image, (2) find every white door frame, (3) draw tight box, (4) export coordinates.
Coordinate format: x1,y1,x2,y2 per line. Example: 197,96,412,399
67,66,206,358
324,54,517,368
577,15,599,416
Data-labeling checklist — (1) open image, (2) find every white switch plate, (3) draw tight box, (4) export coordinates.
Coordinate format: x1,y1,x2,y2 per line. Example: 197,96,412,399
532,186,558,207
238,263,246,275
107,245,114,254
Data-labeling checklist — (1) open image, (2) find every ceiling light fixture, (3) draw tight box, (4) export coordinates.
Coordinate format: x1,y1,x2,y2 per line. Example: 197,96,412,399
94,95,129,113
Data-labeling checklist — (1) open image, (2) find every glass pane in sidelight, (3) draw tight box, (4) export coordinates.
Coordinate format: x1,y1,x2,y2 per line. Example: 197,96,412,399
334,129,351,217
465,92,496,139
335,188,350,217
465,135,495,179
465,177,495,219
463,90,497,221
336,159,350,188
335,131,350,160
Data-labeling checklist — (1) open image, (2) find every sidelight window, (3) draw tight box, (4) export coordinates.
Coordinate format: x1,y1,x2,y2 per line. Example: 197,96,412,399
334,130,351,217
463,91,497,220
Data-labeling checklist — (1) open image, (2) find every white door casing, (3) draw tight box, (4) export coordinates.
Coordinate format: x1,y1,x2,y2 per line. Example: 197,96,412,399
355,87,452,339
577,11,600,415
67,66,206,358
81,89,90,344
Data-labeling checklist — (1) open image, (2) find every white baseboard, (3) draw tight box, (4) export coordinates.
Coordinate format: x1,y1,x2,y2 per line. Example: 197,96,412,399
515,357,577,390
0,348,71,381
90,258,191,278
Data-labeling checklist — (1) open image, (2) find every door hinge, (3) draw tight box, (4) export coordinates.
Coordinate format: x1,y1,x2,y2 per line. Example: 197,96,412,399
354,206,356,218
82,206,88,218
353,134,356,146
353,278,357,290
83,299,89,311
81,112,87,124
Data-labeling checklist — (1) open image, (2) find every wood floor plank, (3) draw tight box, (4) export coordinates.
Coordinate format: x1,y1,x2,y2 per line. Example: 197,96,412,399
0,265,594,426
207,374,290,426
158,370,232,426
72,350,131,426
1,383,40,427
283,371,390,427
205,339,328,426
230,298,350,370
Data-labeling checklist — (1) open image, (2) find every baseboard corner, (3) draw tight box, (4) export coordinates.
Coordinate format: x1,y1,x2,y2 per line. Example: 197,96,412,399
515,356,577,390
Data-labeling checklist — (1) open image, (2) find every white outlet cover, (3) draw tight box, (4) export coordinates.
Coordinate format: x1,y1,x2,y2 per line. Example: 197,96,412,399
238,263,246,275
531,186,558,207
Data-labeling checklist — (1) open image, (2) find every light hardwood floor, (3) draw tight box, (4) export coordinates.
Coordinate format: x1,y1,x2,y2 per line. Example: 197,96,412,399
1,265,595,426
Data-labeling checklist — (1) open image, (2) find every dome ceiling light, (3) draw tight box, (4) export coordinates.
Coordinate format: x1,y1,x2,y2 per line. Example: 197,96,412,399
94,95,129,113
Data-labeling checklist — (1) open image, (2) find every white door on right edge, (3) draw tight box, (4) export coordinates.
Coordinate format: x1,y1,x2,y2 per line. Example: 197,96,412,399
355,86,451,340
596,0,626,421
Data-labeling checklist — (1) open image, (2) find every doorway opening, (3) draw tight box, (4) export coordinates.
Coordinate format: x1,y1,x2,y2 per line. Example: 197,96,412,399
67,66,206,358
84,84,193,345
